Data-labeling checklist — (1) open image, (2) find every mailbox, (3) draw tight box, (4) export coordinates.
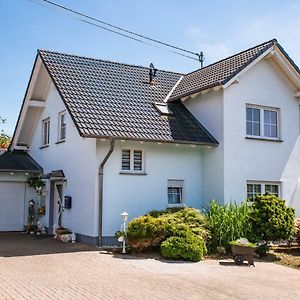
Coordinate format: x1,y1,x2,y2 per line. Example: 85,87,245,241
64,196,72,209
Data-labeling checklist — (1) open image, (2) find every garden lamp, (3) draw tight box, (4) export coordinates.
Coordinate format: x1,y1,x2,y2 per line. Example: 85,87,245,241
120,211,128,253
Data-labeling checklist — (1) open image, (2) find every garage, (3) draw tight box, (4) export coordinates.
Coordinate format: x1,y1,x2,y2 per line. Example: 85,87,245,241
0,150,43,232
0,181,25,231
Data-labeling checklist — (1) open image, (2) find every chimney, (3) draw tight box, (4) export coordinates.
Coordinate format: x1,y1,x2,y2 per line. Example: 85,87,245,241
149,63,157,85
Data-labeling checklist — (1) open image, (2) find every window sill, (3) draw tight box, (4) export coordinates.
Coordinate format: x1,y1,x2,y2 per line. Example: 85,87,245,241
119,171,147,176
166,203,185,208
39,144,49,149
55,140,66,145
245,136,283,143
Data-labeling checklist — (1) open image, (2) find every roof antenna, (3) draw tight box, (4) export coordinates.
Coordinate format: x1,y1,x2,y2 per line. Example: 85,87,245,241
149,63,157,85
197,51,204,68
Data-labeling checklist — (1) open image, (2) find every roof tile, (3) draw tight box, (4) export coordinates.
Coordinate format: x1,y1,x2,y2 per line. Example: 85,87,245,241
0,151,43,172
38,50,218,145
170,39,276,100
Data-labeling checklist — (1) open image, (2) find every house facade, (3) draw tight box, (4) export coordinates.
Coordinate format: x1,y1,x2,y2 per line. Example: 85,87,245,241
2,39,300,245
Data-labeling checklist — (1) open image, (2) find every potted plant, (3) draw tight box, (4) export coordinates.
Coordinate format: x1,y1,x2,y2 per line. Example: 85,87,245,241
26,177,45,191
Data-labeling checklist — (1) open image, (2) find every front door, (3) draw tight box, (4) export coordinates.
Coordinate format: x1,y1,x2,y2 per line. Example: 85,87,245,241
51,182,63,233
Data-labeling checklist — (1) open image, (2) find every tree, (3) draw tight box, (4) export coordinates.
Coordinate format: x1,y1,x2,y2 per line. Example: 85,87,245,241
249,194,295,242
0,116,11,149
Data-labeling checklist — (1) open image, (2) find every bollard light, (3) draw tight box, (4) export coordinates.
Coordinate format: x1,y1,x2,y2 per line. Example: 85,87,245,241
121,211,128,222
120,211,128,253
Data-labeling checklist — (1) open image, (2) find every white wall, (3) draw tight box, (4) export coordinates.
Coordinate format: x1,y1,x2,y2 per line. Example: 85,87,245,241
184,89,224,205
184,57,300,216
223,58,300,215
29,82,98,236
97,140,203,237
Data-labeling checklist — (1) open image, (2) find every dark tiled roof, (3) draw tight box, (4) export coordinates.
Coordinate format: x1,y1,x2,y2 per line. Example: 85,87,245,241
170,39,277,100
0,151,43,172
38,50,218,145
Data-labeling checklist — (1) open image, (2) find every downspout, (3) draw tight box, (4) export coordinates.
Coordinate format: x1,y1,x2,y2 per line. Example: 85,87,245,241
98,138,115,247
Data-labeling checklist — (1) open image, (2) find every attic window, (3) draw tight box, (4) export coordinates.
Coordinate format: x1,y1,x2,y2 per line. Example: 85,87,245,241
154,103,173,115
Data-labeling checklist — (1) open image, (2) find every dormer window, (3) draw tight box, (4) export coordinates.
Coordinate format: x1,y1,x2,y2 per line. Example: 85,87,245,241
58,111,66,142
154,103,173,115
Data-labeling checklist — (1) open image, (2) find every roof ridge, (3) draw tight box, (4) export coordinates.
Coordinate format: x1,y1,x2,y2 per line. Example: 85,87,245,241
185,38,277,77
37,49,184,75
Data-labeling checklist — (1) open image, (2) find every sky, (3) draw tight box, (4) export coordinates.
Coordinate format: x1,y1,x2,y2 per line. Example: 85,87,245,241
1,0,300,134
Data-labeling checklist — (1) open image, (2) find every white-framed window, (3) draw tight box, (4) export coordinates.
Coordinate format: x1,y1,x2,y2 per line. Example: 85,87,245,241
246,104,279,139
42,118,50,146
167,180,184,205
247,181,280,200
58,111,66,141
121,149,144,173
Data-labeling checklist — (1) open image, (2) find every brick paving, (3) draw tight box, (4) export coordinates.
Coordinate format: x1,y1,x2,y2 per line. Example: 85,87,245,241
0,233,300,300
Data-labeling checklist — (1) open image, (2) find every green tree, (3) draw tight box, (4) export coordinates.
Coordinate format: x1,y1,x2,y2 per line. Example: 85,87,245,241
249,194,295,242
0,116,11,149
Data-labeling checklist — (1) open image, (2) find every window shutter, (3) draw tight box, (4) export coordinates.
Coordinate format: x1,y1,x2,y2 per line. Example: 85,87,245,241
121,149,130,170
133,150,142,171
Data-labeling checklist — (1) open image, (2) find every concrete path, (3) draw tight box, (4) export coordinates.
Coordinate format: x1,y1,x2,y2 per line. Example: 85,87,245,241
0,233,299,300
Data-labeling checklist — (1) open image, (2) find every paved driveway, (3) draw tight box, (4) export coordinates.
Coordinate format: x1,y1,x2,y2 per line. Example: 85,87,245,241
0,233,300,300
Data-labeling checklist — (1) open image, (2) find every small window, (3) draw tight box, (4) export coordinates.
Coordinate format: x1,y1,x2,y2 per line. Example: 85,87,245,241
264,110,277,138
168,180,184,205
246,107,260,136
133,150,143,171
247,182,280,200
121,149,144,173
154,103,173,115
58,111,66,141
121,149,131,171
246,105,279,139
42,118,50,146
247,183,261,201
265,184,279,196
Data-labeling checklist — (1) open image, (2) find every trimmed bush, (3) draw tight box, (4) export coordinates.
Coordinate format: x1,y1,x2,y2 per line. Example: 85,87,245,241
126,215,167,252
160,234,207,262
126,208,210,254
207,200,252,250
162,208,210,240
249,194,295,242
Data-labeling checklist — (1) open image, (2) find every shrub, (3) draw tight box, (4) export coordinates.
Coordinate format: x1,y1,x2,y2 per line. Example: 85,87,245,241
207,200,252,250
126,208,210,254
147,207,183,218
126,215,167,252
162,208,210,240
255,244,269,257
249,194,295,242
295,219,300,245
160,234,207,262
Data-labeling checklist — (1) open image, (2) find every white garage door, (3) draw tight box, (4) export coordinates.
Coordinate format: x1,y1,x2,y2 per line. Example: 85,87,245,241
0,182,25,231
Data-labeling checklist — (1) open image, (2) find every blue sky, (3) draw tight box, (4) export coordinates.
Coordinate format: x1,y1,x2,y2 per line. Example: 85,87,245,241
1,0,300,134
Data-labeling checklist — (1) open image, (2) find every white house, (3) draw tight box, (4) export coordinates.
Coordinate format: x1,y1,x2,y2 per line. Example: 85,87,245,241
2,38,300,245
